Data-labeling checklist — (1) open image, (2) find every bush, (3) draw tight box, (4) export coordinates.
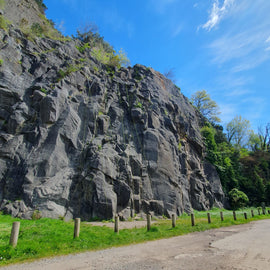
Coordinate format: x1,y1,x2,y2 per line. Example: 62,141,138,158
34,0,47,14
76,43,91,54
228,188,249,209
0,15,8,31
32,210,42,220
76,25,130,68
31,23,44,37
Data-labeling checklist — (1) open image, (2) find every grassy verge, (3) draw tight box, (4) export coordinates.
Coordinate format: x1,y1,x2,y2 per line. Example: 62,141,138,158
0,207,269,266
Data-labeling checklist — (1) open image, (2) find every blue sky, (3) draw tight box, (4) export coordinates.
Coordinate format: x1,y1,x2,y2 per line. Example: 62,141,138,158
44,0,270,131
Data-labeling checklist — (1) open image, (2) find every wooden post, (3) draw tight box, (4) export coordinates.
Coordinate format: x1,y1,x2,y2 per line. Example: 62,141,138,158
9,222,20,247
251,209,254,217
244,212,247,219
262,208,266,215
258,208,261,215
147,214,151,231
220,211,224,221
73,218,80,238
191,213,195,226
114,215,119,234
207,213,211,224
233,211,237,221
172,214,176,228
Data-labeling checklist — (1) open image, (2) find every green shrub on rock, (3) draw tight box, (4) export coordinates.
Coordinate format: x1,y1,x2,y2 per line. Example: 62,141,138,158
228,188,249,209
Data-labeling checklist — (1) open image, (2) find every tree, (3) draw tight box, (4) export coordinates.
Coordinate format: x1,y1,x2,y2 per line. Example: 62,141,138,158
228,188,249,209
226,115,251,148
163,68,176,83
191,90,221,123
258,123,270,151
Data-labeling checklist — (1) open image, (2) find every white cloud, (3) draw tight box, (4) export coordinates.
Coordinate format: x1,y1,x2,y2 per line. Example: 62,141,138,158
56,20,66,34
150,0,178,13
207,24,270,72
171,24,183,37
200,0,235,31
266,36,270,43
219,103,237,123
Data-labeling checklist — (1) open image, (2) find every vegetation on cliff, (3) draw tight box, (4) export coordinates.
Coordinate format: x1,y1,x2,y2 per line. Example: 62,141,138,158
193,91,270,208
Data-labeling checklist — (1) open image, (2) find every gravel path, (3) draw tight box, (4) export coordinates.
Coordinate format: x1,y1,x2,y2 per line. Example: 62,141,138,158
1,219,270,270
86,220,156,229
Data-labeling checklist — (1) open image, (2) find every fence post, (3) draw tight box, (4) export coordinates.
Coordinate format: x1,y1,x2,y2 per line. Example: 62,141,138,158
220,212,224,221
114,215,119,234
191,213,195,226
244,212,247,220
147,214,151,231
262,208,266,215
251,209,254,217
207,213,211,224
233,211,237,221
73,218,80,238
258,208,261,215
9,222,20,247
172,214,176,228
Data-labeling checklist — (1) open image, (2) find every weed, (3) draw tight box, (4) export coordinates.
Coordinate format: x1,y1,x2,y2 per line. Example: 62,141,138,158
31,23,44,37
32,210,42,220
0,59,3,66
0,15,9,31
40,88,47,94
56,64,83,82
135,101,143,109
93,66,99,73
178,141,182,150
0,0,5,9
76,43,91,54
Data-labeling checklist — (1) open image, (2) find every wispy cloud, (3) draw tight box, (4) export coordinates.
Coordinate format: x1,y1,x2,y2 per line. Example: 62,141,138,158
266,36,270,51
200,0,235,31
171,24,183,37
56,20,66,34
150,0,178,13
208,29,270,71
205,0,270,72
219,103,237,123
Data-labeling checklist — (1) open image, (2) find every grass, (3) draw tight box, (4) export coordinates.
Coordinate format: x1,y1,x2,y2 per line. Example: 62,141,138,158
0,207,269,266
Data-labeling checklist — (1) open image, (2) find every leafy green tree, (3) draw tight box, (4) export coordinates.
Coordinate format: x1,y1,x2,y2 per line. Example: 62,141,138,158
248,131,261,151
226,115,251,148
191,90,221,123
228,188,249,209
258,123,270,151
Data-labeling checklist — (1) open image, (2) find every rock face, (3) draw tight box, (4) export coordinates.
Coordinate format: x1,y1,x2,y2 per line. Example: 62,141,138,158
0,1,225,220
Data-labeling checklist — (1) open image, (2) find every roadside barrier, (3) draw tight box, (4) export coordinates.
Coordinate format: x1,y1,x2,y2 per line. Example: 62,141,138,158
7,208,269,247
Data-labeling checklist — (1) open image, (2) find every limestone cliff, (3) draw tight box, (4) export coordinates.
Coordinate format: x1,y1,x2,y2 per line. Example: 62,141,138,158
0,0,225,220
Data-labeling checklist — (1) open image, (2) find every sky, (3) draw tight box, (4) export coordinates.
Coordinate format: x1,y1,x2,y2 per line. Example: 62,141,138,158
44,0,270,131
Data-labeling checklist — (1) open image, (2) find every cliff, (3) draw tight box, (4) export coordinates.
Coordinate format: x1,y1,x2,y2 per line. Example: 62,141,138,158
0,0,225,220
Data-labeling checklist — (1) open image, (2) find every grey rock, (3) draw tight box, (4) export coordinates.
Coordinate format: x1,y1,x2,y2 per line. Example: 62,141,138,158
0,4,226,221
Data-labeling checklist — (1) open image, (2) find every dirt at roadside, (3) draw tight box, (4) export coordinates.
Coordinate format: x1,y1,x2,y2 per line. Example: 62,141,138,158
86,220,156,229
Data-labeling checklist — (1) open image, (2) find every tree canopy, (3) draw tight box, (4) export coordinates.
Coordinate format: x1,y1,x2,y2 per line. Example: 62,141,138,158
191,90,221,123
191,90,270,208
226,115,251,148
